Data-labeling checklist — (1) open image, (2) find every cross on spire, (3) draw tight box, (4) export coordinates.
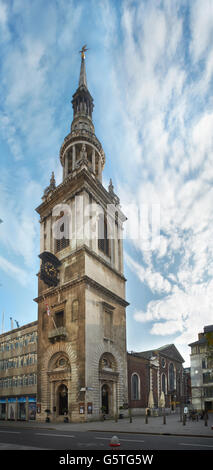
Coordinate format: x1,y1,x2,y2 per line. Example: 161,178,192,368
78,44,88,88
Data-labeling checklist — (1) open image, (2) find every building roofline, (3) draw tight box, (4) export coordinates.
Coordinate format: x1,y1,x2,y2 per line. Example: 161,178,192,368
0,320,38,340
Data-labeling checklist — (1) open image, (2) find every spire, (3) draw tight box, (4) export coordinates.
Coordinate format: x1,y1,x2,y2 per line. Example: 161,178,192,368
78,48,87,88
71,45,94,123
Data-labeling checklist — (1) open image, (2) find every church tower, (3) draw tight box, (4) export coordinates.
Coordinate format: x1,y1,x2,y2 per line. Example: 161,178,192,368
35,49,128,422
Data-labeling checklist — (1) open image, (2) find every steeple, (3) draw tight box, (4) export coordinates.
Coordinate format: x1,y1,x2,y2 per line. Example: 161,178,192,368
60,47,105,183
71,45,94,125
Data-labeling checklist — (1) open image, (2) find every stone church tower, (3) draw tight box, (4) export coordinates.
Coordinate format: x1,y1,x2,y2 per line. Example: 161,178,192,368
35,50,128,422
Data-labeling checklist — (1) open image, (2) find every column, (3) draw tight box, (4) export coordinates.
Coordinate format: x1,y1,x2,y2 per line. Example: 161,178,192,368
50,381,54,417
98,156,102,182
92,149,95,173
64,153,68,178
118,226,123,273
72,145,76,171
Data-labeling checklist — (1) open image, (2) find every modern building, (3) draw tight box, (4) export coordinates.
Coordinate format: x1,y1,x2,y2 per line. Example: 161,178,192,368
128,344,185,414
189,325,213,412
0,322,37,420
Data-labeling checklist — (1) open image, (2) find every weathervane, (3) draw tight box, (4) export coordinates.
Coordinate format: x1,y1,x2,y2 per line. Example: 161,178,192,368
79,44,89,59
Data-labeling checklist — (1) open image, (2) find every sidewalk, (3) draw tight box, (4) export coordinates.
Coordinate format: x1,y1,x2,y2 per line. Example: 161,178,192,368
1,413,213,438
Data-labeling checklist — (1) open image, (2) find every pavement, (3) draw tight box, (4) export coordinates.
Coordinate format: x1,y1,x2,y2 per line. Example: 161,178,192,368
0,412,213,438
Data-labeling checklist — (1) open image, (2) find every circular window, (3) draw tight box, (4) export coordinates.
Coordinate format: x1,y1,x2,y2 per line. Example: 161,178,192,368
59,358,66,367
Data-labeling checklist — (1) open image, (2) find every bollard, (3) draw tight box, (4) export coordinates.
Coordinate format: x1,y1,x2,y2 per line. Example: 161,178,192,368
163,413,166,425
109,436,120,448
183,414,186,425
129,408,132,423
145,414,148,424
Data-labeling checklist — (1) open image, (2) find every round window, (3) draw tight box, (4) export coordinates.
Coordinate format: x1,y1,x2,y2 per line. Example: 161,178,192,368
59,358,66,367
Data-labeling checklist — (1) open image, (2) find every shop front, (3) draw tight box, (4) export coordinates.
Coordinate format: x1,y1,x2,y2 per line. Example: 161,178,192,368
1,396,37,421
8,398,16,420
18,397,26,420
0,398,6,420
28,396,36,420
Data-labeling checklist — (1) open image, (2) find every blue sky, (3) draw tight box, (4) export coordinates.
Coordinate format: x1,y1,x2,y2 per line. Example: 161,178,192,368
1,0,213,366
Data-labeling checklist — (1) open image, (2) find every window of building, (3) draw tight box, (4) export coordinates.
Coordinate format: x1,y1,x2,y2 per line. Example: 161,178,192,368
54,213,70,253
131,373,140,400
203,372,212,384
162,373,166,393
55,310,64,328
169,363,175,390
204,387,213,398
104,309,113,339
98,213,109,256
55,233,69,252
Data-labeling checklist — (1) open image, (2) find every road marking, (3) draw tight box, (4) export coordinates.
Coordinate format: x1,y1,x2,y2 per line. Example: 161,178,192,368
95,437,144,443
36,433,75,438
180,443,213,448
0,430,20,434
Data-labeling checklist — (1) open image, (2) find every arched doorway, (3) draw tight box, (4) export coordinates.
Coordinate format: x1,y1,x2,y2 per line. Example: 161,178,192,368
101,384,109,415
58,384,68,416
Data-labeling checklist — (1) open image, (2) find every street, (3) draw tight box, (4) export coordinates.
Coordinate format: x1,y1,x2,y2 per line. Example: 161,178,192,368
0,425,213,450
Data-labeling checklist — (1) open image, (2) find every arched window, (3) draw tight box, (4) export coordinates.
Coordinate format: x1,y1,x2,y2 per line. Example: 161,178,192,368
162,373,166,393
131,373,140,400
99,353,116,372
169,363,175,390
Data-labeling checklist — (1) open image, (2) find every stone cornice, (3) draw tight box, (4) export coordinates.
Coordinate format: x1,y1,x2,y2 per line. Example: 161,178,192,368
34,274,129,308
36,167,126,222
0,321,38,340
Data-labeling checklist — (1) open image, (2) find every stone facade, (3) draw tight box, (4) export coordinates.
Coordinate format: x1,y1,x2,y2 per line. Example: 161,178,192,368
34,52,128,422
189,325,213,412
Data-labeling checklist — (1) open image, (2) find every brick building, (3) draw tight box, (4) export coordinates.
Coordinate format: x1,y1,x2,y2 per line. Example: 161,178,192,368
128,344,185,414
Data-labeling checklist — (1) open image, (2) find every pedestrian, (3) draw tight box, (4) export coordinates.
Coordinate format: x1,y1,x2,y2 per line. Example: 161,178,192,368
184,406,188,421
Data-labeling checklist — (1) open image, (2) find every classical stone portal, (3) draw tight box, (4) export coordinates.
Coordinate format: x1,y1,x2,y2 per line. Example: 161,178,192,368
35,51,128,422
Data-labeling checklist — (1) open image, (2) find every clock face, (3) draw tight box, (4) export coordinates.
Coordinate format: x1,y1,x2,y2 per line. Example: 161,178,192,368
44,261,57,278
39,251,61,287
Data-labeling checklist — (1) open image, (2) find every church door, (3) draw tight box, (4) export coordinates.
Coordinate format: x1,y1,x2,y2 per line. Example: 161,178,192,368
101,384,109,414
58,384,68,415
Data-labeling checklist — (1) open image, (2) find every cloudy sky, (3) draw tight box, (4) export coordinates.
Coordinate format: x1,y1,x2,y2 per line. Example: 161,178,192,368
0,0,213,365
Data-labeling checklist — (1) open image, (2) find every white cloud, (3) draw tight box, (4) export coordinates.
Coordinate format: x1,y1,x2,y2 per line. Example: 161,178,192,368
126,252,172,295
0,255,29,286
0,0,7,27
0,175,42,268
190,0,213,62
111,1,213,361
